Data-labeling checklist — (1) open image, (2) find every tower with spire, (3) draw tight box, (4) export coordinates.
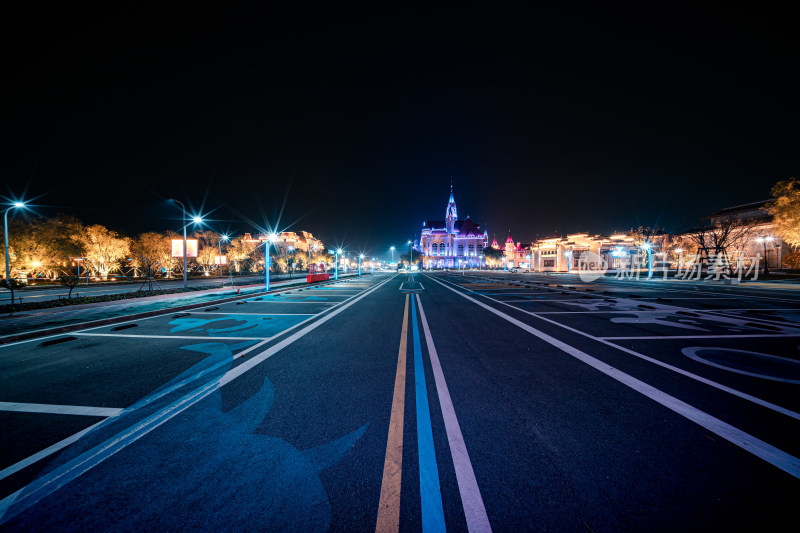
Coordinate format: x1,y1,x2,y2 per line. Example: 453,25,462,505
445,180,458,234
418,180,488,269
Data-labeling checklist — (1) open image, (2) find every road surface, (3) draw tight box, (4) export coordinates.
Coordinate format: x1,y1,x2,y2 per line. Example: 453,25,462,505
1,272,798,530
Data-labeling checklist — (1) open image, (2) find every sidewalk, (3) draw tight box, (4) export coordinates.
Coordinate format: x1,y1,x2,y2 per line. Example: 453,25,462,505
0,274,359,342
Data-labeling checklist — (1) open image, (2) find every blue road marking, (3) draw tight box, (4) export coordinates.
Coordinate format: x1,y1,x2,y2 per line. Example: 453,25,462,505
411,298,446,532
169,314,312,338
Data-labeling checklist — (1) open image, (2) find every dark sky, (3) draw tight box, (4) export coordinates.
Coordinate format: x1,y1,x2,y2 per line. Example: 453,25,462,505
2,4,798,259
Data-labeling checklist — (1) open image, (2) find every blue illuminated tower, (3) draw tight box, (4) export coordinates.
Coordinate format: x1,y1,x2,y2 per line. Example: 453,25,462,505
446,182,457,234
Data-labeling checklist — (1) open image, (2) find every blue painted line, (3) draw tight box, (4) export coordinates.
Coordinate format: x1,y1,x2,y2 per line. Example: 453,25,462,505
411,298,446,532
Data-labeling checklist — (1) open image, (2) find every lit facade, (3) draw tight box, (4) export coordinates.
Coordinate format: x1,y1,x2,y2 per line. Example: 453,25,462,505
417,185,488,268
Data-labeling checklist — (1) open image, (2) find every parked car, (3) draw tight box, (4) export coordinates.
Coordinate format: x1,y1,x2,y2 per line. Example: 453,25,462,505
509,267,530,273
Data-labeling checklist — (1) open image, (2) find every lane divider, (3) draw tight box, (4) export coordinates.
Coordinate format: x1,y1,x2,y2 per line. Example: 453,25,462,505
411,296,446,531
417,295,491,532
376,295,409,533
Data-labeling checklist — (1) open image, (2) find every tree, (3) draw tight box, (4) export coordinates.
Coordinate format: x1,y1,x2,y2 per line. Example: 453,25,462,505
1,215,85,280
228,237,257,273
131,232,171,290
60,275,80,298
768,178,800,248
197,246,218,275
483,246,504,268
0,278,23,314
684,215,759,272
80,225,130,280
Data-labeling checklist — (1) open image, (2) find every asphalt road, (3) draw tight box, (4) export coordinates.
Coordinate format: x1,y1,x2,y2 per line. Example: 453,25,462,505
0,273,309,304
1,272,798,531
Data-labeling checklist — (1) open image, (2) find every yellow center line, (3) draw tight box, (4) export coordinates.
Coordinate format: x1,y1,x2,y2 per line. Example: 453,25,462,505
375,294,409,533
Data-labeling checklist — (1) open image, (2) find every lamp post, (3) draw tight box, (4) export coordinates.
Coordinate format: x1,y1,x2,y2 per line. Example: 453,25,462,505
359,254,364,275
168,199,202,289
4,202,25,282
217,234,229,281
265,233,276,291
330,249,341,280
407,240,413,270
288,246,294,279
390,246,395,266
757,236,773,276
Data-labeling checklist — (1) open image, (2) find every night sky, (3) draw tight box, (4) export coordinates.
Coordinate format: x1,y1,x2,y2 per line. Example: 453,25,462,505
2,5,797,258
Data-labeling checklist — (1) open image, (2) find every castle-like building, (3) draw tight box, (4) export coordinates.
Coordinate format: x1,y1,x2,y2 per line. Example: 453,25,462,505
416,184,488,268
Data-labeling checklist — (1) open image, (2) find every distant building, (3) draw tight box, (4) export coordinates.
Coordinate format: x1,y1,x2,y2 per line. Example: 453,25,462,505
417,184,488,268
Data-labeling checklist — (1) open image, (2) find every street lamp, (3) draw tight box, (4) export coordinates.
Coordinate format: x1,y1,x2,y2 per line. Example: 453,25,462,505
265,233,277,291
407,240,413,269
359,254,364,276
757,236,773,276
288,246,294,279
218,234,230,283
390,246,395,265
330,249,342,280
4,201,26,282
168,199,203,289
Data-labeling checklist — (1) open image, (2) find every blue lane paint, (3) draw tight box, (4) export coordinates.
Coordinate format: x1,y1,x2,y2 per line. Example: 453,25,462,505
411,298,446,532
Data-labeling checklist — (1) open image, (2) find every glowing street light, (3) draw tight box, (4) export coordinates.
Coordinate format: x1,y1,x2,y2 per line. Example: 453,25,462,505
330,249,342,280
264,233,277,291
390,246,395,265
218,234,230,283
358,254,365,276
407,240,413,269
4,201,26,282
168,199,203,289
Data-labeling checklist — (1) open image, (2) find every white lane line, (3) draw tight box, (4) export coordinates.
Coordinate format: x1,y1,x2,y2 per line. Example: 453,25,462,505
428,276,800,479
530,308,800,314
438,276,800,421
416,295,491,533
0,275,396,525
602,334,800,340
73,333,264,341
0,402,122,417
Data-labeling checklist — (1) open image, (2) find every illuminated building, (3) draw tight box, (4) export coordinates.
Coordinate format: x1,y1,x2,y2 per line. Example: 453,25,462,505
418,184,488,268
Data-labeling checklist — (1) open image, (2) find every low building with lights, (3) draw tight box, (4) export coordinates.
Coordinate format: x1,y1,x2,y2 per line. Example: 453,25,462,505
417,184,489,268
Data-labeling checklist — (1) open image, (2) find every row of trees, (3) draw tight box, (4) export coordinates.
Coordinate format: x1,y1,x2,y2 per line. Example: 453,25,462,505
1,216,331,281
